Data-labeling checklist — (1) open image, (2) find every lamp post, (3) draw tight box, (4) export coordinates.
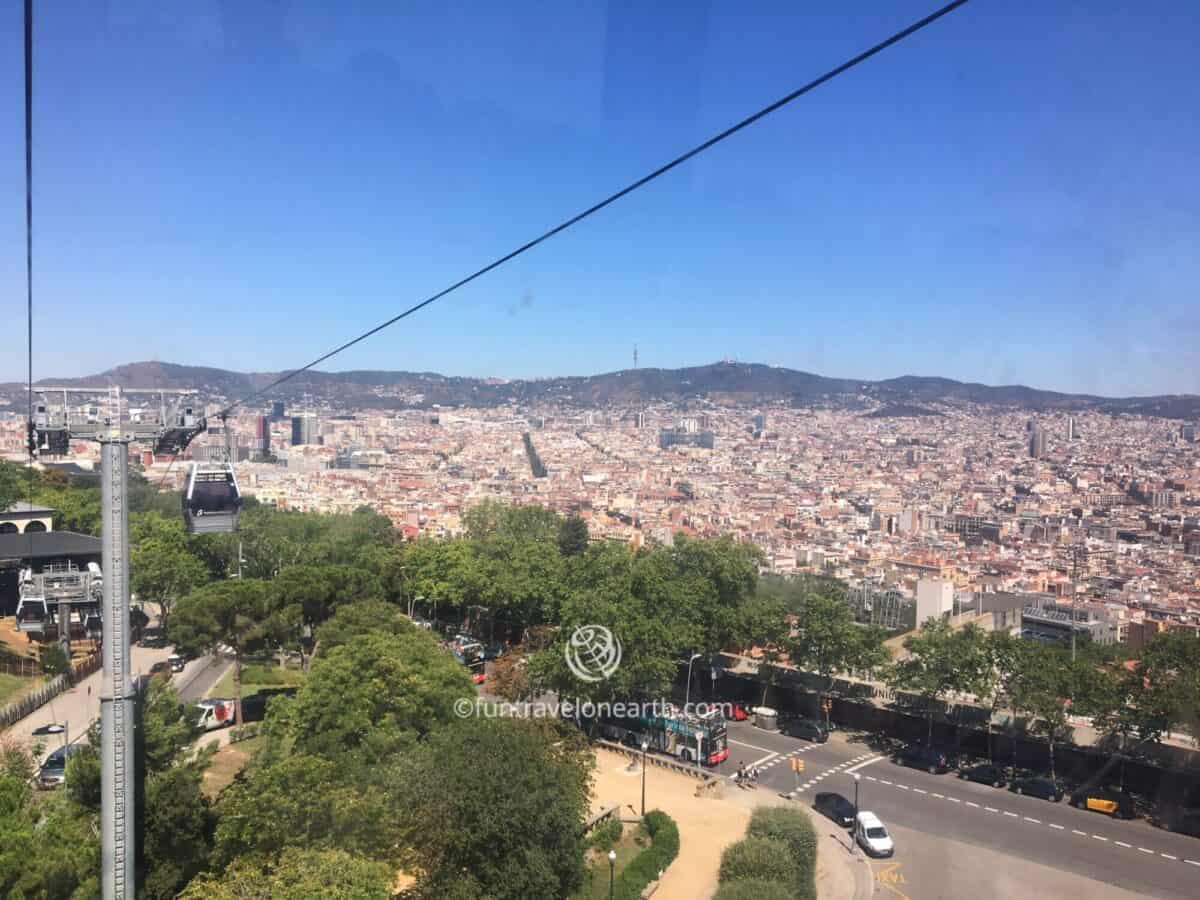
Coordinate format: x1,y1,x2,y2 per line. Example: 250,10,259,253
641,741,648,818
608,849,616,900
852,773,861,854
684,652,701,710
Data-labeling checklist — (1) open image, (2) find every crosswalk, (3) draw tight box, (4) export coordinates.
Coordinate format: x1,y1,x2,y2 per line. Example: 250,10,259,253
777,752,877,800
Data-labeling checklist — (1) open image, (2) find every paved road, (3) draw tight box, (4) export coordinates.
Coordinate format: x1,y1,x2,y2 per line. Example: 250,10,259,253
3,648,230,761
713,722,1200,899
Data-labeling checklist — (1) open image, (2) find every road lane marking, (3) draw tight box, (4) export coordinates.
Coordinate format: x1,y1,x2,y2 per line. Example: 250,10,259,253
729,738,777,754
895,784,909,791
1161,854,1176,860
1092,835,1107,842
1024,817,1040,824
1184,859,1200,867
947,797,960,803
867,776,878,782
880,780,893,786
912,788,927,794
1003,811,1018,818
1114,841,1131,848
845,755,886,774
1073,830,1088,836
1048,824,1064,830
1137,847,1154,854
984,806,997,812
965,801,979,808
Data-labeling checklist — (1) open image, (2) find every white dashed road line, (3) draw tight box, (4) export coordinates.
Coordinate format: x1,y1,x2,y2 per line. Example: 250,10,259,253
844,755,886,775
1072,830,1088,836
1024,817,1040,824
1092,835,1107,842
1048,824,1064,830
1138,847,1155,854
1115,841,1131,848
1161,854,1177,861
1184,859,1200,867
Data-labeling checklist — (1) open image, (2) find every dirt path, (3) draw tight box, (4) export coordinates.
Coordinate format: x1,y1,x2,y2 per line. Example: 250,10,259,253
590,749,750,900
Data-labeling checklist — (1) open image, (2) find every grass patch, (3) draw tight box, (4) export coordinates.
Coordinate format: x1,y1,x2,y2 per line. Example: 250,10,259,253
201,734,266,798
0,672,39,707
573,826,644,900
213,663,305,700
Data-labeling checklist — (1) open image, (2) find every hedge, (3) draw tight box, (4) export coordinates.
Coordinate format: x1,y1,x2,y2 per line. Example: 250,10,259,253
718,837,798,890
612,810,679,900
747,806,818,900
712,878,798,900
588,817,623,851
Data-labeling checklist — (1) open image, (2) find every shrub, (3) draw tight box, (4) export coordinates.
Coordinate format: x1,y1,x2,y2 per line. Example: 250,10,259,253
229,724,260,743
718,836,798,889
588,816,623,851
747,805,818,899
613,810,679,900
713,878,798,900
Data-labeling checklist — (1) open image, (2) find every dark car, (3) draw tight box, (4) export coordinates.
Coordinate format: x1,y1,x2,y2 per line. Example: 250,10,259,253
1070,786,1135,819
894,743,956,774
32,722,66,737
1009,776,1064,802
38,744,84,790
813,792,857,828
780,716,828,743
958,763,1006,788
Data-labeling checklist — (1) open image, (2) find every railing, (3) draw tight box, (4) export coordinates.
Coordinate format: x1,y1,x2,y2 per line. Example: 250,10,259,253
597,739,720,786
0,652,101,730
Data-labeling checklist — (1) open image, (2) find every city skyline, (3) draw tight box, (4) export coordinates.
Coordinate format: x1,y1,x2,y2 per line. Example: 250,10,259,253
3,2,1200,394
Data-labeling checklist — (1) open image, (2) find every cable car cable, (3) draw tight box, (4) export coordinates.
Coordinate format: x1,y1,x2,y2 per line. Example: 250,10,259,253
219,0,970,417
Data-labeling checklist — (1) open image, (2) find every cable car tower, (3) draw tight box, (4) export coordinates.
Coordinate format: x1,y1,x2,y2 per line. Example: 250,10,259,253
30,386,212,900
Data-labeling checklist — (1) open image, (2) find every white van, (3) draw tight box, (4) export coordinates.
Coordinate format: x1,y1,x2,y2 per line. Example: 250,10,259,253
854,811,895,857
196,698,236,731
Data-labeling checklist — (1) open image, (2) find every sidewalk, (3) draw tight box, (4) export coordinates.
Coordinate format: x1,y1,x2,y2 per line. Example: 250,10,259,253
591,748,869,899
1,644,199,757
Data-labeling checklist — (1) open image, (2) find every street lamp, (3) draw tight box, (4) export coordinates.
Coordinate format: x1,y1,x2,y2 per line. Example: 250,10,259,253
684,652,702,710
608,849,616,900
852,773,861,855
641,741,648,818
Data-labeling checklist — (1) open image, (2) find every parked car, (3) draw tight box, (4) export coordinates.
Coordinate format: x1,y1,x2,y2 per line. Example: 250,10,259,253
727,702,749,721
894,743,956,774
779,716,828,743
853,811,894,857
38,744,84,790
958,763,1007,788
1009,775,1064,802
168,653,187,673
32,722,66,737
1070,786,1135,819
813,792,857,828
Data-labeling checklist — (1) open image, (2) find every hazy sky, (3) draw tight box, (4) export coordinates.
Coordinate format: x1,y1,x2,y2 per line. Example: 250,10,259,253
2,1,1198,396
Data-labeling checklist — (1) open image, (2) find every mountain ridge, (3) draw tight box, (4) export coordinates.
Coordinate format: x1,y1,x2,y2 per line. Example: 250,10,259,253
1,361,1198,417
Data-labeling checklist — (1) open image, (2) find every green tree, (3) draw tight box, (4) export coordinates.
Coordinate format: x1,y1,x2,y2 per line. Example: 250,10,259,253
1006,643,1101,782
0,459,24,511
171,579,274,725
143,764,214,900
184,847,392,899
557,515,589,557
981,630,1024,764
394,717,593,900
289,630,473,763
789,591,888,728
211,753,400,869
887,619,989,746
130,512,210,633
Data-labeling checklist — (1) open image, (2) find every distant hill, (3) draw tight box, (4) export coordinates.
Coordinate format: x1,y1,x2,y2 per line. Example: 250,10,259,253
1,360,1198,418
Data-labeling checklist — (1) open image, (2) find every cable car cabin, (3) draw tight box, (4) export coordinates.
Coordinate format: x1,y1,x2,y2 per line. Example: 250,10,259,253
183,463,242,534
83,608,102,640
15,595,49,634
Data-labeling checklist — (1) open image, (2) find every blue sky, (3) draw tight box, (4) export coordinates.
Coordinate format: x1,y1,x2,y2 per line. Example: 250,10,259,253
2,1,1199,396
